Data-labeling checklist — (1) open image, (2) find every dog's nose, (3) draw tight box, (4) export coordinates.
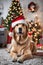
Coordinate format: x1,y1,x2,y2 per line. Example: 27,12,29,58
19,28,22,34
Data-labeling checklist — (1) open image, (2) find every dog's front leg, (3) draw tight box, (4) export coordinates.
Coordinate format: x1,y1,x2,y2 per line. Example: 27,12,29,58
17,50,33,63
6,43,13,53
6,38,15,53
10,52,18,62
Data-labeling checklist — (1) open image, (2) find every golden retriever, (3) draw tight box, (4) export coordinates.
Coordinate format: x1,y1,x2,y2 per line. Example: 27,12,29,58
7,23,37,63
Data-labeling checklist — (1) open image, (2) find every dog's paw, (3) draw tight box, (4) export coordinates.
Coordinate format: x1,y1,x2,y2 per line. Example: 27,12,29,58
12,58,17,62
11,55,17,62
6,48,10,53
12,57,17,62
17,57,23,63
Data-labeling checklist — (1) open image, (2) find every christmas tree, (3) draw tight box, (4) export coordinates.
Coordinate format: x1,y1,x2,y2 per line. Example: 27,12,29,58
28,20,42,44
4,0,23,30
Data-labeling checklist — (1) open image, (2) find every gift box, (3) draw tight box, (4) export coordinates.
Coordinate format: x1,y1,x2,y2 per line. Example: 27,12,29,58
37,44,43,50
0,26,7,47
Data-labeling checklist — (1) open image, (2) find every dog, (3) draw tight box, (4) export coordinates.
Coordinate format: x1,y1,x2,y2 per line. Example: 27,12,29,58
7,23,37,63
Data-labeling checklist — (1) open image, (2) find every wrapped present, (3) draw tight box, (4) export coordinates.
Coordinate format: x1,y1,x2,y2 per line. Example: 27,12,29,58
37,44,43,50
0,26,7,47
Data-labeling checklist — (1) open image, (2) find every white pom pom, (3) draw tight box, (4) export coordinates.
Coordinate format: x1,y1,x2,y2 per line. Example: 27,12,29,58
9,32,13,37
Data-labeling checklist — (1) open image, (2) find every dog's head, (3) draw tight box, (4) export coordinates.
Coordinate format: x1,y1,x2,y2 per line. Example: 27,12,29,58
13,23,28,44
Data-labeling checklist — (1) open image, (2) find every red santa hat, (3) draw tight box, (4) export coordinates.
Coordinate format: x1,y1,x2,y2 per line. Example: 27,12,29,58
9,15,27,37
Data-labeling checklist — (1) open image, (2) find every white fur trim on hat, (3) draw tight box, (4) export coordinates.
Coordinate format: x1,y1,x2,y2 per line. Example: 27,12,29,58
12,19,27,28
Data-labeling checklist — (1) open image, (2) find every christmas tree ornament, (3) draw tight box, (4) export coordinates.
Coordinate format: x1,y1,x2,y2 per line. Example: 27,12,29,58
34,34,37,37
37,32,39,35
13,6,15,10
32,27,36,32
35,23,37,27
8,17,11,20
38,29,42,33
14,2,16,5
28,29,31,31
18,7,20,10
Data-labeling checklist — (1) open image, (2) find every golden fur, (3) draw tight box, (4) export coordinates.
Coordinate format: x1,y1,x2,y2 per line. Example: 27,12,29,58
7,24,37,63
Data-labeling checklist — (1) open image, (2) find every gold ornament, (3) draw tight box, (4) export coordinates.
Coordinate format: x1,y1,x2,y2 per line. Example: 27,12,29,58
8,17,11,20
14,2,16,4
15,8,17,10
37,32,39,35
38,29,41,32
10,11,12,14
34,34,37,37
28,29,31,31
11,15,13,18
18,7,20,10
35,24,37,27
11,18,13,20
7,25,9,26
17,11,18,13
32,27,36,32
13,6,15,9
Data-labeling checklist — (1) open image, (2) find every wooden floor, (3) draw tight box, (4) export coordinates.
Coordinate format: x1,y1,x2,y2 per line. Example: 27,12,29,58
0,48,43,65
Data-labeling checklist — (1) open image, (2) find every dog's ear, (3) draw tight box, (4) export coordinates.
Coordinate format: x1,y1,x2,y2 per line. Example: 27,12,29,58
13,28,16,39
26,25,28,33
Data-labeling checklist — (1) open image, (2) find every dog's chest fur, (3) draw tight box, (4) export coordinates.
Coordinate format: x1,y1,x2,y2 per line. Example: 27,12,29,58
14,39,30,56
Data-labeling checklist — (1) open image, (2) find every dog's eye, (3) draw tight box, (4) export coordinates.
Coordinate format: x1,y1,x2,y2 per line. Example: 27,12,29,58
22,24,24,26
16,24,18,26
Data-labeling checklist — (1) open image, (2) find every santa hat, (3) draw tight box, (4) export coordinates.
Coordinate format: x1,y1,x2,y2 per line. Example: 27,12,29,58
9,15,27,37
